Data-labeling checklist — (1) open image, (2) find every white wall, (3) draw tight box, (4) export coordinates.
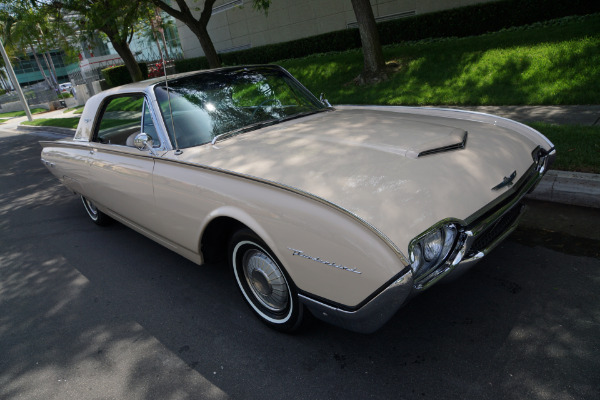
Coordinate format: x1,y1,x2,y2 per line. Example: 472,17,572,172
177,0,497,59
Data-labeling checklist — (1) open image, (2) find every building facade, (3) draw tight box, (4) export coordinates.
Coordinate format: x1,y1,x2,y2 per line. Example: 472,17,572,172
11,50,77,86
177,0,497,58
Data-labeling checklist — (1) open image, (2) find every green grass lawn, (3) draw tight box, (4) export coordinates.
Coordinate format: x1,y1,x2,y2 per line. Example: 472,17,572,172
0,108,47,118
21,116,599,173
18,15,600,173
63,105,84,114
280,14,600,106
21,117,81,128
529,123,600,174
21,117,140,131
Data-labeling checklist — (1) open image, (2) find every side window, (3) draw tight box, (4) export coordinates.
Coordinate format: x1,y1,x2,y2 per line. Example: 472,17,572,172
142,101,159,147
95,95,144,146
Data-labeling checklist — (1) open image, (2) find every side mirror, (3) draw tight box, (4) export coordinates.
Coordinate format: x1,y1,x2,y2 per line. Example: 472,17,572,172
320,93,332,108
133,133,154,151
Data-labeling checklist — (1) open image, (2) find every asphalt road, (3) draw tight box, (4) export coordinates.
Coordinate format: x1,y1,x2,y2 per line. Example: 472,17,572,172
1,130,599,400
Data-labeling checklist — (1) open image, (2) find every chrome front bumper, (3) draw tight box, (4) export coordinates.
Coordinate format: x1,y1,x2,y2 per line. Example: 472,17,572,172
299,268,414,334
300,148,555,334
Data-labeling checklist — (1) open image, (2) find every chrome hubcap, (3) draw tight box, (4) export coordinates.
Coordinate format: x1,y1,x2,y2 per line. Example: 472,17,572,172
242,249,289,312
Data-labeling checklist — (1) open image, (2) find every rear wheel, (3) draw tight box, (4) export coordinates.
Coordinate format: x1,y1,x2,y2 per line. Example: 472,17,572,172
81,196,111,226
229,229,305,332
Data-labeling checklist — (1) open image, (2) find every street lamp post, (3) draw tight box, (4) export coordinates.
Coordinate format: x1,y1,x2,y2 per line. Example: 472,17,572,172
0,38,33,122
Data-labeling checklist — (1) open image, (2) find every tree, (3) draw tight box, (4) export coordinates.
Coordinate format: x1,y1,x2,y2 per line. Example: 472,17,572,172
0,5,63,92
46,0,153,82
136,7,177,61
350,0,387,84
149,0,270,69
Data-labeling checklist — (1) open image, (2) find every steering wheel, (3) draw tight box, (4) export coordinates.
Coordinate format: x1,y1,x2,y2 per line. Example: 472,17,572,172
251,98,278,119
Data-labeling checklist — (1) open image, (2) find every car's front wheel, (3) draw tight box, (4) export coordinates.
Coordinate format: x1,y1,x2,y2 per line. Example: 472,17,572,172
229,229,305,332
81,196,111,226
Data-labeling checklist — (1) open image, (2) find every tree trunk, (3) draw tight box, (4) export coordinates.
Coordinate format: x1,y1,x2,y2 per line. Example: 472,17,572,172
45,51,60,87
350,0,387,84
29,45,53,90
187,21,221,68
41,51,59,92
151,0,221,68
0,74,8,91
110,38,143,82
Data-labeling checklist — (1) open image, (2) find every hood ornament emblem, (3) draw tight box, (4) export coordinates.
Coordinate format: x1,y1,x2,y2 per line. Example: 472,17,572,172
492,170,517,191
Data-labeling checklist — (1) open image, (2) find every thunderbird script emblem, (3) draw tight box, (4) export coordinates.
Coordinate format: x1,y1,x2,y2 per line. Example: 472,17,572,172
492,170,517,191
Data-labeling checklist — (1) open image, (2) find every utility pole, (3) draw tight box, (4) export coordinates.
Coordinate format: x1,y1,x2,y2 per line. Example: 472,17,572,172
0,38,33,122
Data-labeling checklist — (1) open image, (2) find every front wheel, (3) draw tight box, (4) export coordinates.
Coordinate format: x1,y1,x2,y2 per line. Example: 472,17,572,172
229,229,305,332
81,196,111,226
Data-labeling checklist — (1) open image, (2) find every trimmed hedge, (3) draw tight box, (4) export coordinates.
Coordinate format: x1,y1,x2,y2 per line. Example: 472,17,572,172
175,0,600,73
101,63,149,87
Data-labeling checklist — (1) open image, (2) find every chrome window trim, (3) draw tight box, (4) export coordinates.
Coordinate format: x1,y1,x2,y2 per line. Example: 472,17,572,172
86,91,170,152
40,141,162,160
141,97,167,150
148,65,330,151
144,86,174,151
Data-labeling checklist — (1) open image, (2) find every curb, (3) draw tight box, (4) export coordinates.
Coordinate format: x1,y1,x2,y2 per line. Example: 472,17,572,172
527,170,600,209
17,124,75,136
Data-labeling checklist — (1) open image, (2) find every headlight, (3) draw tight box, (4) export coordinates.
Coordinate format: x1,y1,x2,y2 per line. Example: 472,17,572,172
409,224,458,282
423,230,443,261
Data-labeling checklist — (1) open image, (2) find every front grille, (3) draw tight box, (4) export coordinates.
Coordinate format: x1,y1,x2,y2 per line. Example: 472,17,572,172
468,204,523,255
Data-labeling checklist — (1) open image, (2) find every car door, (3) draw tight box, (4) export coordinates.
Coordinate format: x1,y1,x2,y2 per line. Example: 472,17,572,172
87,94,158,228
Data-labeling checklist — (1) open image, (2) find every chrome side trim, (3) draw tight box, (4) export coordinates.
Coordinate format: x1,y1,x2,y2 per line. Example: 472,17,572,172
40,142,409,265
299,267,414,333
153,157,410,266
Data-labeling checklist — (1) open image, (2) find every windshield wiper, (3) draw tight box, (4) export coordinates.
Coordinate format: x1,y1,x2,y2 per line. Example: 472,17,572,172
279,108,331,122
211,119,281,145
210,108,332,145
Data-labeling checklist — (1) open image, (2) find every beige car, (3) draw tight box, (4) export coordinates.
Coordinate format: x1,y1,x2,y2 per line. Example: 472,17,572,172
41,65,555,333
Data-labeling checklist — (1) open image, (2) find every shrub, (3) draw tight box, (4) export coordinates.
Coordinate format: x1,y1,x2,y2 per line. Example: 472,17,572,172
101,63,149,87
175,0,600,73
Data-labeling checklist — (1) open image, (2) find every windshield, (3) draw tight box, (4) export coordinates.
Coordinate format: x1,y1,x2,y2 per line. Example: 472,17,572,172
154,66,327,149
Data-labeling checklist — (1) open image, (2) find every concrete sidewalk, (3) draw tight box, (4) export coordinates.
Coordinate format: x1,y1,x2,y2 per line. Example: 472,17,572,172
443,105,600,126
3,104,600,208
0,108,81,135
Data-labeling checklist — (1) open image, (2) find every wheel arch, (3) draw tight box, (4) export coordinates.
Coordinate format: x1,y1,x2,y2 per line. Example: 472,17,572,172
199,206,280,265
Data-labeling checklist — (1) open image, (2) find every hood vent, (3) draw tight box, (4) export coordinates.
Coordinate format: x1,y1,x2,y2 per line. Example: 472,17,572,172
418,131,468,158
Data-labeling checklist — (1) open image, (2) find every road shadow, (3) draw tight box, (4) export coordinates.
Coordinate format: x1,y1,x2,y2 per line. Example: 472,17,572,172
1,133,598,399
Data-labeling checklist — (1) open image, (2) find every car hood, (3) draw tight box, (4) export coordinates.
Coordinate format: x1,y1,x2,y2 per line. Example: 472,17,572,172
175,106,542,253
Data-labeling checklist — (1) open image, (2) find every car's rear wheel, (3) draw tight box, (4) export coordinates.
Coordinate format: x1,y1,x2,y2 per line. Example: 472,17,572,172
81,196,111,226
229,229,305,332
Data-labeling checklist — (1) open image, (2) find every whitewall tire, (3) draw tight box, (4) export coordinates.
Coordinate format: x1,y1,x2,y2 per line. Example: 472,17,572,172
229,229,305,332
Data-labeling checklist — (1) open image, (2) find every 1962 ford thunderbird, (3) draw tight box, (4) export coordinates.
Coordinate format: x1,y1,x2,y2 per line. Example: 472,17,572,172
40,65,555,333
